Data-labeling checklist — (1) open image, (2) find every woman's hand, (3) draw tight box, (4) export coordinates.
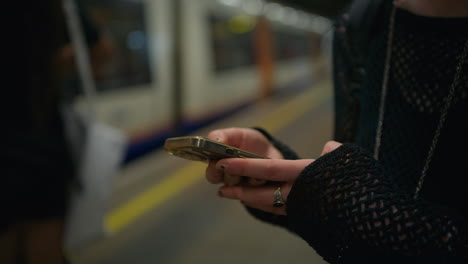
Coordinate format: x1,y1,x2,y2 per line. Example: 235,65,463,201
205,127,284,186
205,127,343,215
215,158,314,215
216,140,342,215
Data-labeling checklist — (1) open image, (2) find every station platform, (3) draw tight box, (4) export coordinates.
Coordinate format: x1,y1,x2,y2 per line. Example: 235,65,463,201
69,78,334,264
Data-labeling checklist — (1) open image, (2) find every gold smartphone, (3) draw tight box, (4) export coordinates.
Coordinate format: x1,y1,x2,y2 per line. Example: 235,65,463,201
164,136,268,162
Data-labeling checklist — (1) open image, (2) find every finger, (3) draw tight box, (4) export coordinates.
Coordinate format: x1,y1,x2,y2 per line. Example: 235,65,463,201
205,160,224,184
208,127,269,151
242,200,286,216
225,174,241,186
246,177,267,186
218,184,291,215
208,128,286,159
207,127,248,146
320,141,343,156
207,129,226,142
216,158,314,182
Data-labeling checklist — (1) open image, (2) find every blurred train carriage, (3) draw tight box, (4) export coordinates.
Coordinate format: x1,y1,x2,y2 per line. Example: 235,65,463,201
72,0,332,163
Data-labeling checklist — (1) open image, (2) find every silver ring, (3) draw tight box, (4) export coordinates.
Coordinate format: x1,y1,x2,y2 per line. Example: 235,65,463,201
273,187,285,208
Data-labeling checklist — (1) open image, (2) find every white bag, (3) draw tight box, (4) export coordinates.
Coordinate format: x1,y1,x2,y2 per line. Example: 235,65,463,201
61,0,127,252
63,121,126,251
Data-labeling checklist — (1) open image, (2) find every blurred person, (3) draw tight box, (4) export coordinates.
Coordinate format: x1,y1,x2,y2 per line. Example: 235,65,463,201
205,0,468,262
0,1,113,263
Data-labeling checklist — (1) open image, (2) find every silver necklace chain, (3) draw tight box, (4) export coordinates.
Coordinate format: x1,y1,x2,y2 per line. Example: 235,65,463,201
374,7,396,161
374,6,468,199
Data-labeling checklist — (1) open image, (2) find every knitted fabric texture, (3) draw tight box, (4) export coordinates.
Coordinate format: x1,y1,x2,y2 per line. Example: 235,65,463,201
287,144,466,263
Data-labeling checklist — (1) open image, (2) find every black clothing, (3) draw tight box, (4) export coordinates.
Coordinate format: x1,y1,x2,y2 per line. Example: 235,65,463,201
250,1,468,263
1,0,75,232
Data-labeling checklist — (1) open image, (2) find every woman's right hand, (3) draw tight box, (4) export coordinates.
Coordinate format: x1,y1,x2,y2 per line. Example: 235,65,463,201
205,127,283,186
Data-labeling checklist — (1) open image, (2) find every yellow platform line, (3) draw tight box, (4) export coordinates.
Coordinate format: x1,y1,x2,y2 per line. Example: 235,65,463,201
105,79,332,234
105,163,205,233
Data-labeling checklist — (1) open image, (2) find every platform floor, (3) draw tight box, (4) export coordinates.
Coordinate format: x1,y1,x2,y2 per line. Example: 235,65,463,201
69,78,333,264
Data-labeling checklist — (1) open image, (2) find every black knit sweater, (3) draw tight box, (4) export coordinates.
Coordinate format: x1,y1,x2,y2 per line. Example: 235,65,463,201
249,2,468,263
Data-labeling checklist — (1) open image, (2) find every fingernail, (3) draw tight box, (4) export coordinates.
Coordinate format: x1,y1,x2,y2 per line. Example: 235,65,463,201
214,133,223,141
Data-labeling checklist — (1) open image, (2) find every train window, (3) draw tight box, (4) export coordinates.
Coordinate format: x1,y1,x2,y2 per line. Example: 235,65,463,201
273,28,312,61
82,0,152,91
208,13,257,72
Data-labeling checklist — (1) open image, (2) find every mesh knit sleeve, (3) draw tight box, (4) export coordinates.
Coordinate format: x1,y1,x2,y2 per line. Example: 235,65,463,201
287,144,468,263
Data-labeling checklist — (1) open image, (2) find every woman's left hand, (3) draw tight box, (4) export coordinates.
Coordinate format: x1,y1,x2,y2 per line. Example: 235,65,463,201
215,140,342,215
215,158,314,215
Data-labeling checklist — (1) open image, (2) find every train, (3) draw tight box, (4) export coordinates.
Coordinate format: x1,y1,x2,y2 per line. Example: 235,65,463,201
73,0,333,163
